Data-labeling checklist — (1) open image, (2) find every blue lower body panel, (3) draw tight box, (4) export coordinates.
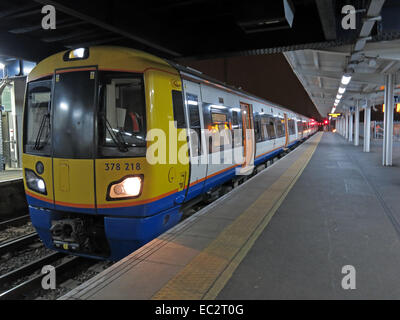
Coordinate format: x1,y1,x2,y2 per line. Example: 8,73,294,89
254,148,283,166
29,205,182,261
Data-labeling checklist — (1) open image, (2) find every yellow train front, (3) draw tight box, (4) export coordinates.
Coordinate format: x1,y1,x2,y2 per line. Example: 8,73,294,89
23,47,189,260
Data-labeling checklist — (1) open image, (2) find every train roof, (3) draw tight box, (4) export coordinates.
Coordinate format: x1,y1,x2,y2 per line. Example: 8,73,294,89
170,60,311,120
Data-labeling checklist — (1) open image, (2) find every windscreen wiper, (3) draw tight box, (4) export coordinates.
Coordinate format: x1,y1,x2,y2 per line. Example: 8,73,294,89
103,115,129,152
33,113,50,150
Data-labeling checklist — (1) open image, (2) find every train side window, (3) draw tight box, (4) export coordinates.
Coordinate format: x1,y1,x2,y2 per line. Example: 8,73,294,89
209,108,232,153
288,119,296,135
232,110,239,128
172,90,186,128
231,110,242,147
186,93,202,156
262,115,276,140
254,114,262,142
274,117,286,138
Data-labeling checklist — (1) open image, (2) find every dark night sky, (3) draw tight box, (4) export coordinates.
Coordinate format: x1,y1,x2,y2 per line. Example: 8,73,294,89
180,54,321,120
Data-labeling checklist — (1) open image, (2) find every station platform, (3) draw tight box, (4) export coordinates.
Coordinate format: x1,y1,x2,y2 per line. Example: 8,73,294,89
61,132,400,300
0,169,22,183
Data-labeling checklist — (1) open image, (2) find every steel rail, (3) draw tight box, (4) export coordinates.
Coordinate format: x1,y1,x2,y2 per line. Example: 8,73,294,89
0,233,39,256
0,256,85,300
0,215,31,231
0,252,65,289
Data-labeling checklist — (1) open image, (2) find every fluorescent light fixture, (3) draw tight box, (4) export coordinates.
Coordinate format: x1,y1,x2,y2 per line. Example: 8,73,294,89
335,99,340,104
336,94,342,99
187,100,198,106
210,105,226,110
331,108,336,113
0,63,4,69
338,87,346,94
341,74,352,85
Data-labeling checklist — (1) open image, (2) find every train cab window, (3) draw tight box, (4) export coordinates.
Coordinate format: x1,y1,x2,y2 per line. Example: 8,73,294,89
186,93,202,156
98,72,146,157
24,79,52,155
275,117,286,138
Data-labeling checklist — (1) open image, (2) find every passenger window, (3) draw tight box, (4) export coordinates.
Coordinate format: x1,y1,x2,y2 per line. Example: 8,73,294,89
275,117,286,138
262,115,276,140
209,108,232,153
254,114,262,142
187,93,202,156
288,119,296,135
231,110,242,147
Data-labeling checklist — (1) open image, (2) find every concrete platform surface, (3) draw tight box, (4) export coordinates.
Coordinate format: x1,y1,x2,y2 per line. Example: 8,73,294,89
61,132,400,299
0,169,22,183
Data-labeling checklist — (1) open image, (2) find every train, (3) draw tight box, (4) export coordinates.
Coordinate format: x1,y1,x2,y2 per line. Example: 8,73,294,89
22,46,317,261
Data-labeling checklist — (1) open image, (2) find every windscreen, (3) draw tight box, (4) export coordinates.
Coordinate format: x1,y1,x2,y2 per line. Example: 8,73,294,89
98,71,146,158
24,79,52,155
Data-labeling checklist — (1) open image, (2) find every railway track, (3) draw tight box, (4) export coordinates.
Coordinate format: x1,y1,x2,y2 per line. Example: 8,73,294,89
0,255,85,300
0,232,39,256
0,215,31,232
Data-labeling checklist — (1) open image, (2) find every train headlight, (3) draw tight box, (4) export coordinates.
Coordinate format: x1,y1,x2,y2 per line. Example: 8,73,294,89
25,169,47,195
108,175,143,200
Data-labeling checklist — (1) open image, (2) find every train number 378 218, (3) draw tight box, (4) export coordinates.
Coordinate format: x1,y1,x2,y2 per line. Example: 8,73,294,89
105,162,141,171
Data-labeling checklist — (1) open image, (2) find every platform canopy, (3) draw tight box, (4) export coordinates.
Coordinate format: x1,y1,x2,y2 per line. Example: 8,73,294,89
0,0,397,64
285,0,400,118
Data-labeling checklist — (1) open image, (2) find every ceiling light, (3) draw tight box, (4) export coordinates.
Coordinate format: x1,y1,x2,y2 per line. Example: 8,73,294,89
338,87,346,94
341,74,352,85
0,63,4,70
335,99,340,104
336,94,342,99
341,75,351,85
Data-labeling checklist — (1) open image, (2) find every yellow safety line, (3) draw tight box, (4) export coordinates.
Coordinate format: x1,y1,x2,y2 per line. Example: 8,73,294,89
152,133,323,300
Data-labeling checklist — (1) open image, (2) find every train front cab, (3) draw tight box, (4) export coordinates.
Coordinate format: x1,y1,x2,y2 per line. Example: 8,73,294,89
23,48,189,261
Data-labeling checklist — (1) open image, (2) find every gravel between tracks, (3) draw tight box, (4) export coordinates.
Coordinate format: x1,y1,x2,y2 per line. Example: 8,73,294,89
0,223,35,244
0,245,53,276
35,261,113,300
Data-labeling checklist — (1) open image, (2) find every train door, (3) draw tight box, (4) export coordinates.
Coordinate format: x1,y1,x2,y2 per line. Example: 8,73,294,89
284,113,289,147
52,67,97,213
183,80,208,200
239,102,254,174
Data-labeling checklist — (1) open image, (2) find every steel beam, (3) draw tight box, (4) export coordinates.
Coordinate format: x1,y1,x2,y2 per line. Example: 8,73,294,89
33,0,181,57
